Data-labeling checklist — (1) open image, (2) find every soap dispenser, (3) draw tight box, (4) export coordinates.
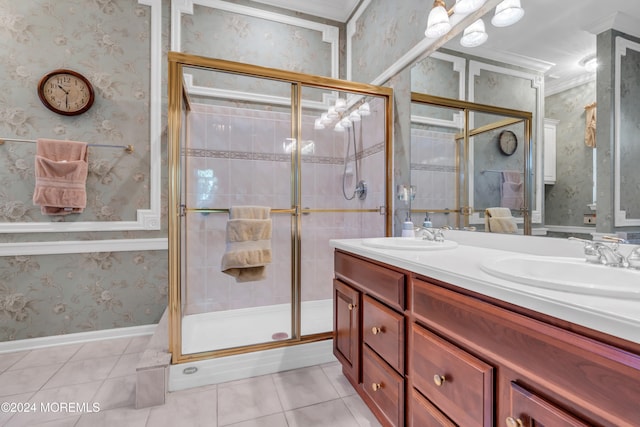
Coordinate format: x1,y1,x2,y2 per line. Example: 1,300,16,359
402,213,415,238
422,213,432,228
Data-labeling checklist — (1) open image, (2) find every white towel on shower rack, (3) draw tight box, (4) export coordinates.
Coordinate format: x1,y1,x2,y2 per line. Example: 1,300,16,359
221,206,272,282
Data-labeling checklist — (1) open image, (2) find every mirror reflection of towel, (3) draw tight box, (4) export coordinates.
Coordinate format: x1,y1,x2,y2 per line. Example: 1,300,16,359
484,207,517,234
501,170,523,209
585,103,596,148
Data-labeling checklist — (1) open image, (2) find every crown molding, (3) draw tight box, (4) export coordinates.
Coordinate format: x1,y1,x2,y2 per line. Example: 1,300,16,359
451,46,555,74
250,0,359,22
545,72,596,97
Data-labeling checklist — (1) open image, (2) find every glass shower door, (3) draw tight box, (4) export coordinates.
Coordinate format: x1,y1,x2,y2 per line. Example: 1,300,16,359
180,66,296,354
298,87,389,337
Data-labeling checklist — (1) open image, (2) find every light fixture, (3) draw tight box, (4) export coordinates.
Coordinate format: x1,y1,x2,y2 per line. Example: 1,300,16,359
491,0,524,27
425,0,452,39
334,122,345,132
358,102,371,116
580,54,598,73
335,98,347,113
349,111,361,122
327,106,338,119
454,0,486,14
314,118,325,130
340,117,352,128
320,112,332,125
460,19,488,47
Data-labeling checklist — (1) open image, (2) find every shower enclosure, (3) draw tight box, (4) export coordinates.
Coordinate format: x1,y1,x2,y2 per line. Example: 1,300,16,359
167,52,392,366
410,93,533,233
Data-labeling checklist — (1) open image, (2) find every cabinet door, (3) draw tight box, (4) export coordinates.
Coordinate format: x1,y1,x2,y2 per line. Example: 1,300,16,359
506,382,590,427
333,279,360,384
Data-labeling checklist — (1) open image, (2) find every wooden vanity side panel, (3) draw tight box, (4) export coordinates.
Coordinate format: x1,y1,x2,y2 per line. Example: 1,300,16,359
412,277,640,427
334,251,405,311
333,279,360,385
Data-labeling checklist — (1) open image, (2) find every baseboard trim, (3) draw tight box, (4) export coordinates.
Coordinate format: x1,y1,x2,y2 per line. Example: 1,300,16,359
0,324,156,354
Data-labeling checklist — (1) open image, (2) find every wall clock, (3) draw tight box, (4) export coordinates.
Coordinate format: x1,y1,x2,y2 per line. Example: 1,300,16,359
37,69,95,116
498,130,518,156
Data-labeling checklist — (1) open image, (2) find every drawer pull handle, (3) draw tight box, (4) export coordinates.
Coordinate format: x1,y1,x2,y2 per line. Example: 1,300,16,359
348,303,356,311
371,326,382,335
433,374,446,387
371,382,382,392
505,417,524,427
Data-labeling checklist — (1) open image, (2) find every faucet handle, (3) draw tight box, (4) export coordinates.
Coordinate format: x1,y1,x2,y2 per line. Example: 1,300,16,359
627,247,640,269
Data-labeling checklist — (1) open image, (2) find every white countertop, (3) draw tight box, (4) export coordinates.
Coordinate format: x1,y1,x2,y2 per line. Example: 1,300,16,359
330,231,640,345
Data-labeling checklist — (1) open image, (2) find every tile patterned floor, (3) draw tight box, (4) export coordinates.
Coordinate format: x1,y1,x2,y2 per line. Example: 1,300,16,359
0,336,381,426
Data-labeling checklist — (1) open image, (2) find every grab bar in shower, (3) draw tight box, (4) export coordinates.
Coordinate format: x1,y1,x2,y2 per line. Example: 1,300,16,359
183,207,295,215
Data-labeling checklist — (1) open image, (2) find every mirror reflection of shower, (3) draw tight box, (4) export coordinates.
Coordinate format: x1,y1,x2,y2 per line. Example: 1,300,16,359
314,98,371,200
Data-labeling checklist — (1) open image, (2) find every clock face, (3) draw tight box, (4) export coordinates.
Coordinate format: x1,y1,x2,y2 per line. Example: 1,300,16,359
498,130,518,156
38,69,94,116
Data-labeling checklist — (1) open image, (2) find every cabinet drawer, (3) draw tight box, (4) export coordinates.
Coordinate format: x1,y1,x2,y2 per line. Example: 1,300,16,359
363,295,404,373
411,323,493,427
335,251,405,310
508,382,591,427
363,346,404,427
409,388,456,427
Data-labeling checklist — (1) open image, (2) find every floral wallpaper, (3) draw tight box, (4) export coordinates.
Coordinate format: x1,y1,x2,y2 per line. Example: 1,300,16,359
351,0,427,84
0,0,154,226
181,4,333,78
544,81,596,227
0,0,169,342
0,250,167,341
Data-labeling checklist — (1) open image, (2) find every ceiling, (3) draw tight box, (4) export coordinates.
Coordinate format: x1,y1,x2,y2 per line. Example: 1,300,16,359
252,0,640,94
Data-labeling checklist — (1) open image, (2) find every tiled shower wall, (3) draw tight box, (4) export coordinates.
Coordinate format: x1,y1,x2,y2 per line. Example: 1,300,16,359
410,128,457,228
183,101,386,315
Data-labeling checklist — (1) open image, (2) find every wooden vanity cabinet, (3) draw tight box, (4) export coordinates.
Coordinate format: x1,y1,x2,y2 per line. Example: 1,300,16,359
333,250,640,427
412,276,640,427
333,251,406,426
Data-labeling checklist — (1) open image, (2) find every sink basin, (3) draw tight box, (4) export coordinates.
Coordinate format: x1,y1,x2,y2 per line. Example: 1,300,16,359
481,255,640,299
361,237,458,251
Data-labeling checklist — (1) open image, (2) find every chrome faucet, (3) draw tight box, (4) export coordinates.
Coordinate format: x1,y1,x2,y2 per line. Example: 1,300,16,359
569,237,632,268
595,243,629,268
415,226,445,242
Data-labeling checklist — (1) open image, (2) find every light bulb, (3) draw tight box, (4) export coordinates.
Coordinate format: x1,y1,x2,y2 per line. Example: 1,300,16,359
460,19,488,48
349,111,361,122
314,118,325,130
491,0,524,27
454,0,486,14
340,117,352,128
358,102,371,116
335,98,347,113
425,3,451,38
334,122,345,132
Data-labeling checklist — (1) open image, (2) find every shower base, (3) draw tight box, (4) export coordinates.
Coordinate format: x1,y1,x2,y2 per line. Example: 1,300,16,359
181,299,332,354
171,299,335,391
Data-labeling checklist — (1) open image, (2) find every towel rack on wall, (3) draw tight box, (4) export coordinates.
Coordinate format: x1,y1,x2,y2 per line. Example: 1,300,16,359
481,169,524,174
0,137,134,153
183,207,295,215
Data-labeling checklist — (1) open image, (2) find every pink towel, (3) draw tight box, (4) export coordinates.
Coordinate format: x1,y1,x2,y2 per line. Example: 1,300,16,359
33,139,88,215
501,170,523,210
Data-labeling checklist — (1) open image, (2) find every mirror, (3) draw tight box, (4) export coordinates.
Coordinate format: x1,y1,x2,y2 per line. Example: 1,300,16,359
411,1,640,237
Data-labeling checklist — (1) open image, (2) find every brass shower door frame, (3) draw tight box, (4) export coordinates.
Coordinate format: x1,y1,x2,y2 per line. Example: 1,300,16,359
411,93,533,234
167,51,394,364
